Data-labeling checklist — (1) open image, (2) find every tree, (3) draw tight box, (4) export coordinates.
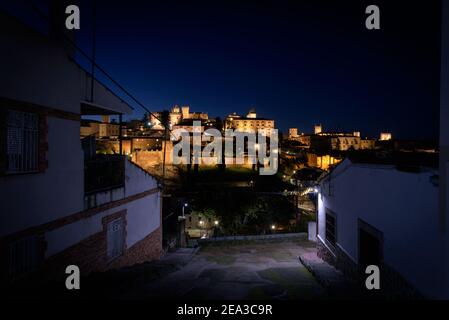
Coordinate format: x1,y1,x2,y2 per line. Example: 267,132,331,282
214,117,226,172
191,191,295,235
142,112,149,124
214,117,224,132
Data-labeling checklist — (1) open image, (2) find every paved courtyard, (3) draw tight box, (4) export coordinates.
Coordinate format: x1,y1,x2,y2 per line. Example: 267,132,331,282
118,239,328,300
16,239,359,300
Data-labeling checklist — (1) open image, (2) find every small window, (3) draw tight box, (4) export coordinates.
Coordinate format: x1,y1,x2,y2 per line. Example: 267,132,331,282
9,236,40,277
325,211,337,246
6,109,39,174
107,218,125,260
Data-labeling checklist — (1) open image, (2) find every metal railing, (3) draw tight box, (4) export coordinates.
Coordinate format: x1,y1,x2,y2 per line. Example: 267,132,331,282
84,154,125,195
6,109,39,174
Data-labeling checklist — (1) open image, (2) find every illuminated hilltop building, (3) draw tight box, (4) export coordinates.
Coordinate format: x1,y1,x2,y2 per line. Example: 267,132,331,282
289,128,299,139
225,108,275,136
288,124,376,151
380,132,392,141
150,105,208,130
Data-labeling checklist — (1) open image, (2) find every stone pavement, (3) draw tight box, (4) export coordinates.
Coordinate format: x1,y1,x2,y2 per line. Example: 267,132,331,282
63,239,364,300
298,250,362,298
119,240,328,300
79,247,200,298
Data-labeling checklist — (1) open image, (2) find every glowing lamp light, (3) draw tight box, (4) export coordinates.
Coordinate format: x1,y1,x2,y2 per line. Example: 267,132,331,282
271,225,276,230
214,220,219,225
199,221,204,225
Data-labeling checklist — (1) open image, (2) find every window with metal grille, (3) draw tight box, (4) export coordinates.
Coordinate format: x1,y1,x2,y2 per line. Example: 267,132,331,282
9,236,40,277
107,218,125,260
6,109,39,173
325,211,337,246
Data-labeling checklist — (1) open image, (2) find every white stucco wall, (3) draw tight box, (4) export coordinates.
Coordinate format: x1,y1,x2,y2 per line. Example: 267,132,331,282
45,191,161,257
45,159,160,257
318,161,444,297
0,13,132,115
0,117,84,236
0,13,135,238
124,159,158,196
0,13,82,114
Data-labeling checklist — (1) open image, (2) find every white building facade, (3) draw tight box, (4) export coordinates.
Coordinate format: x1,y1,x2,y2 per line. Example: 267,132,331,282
0,10,162,283
316,158,445,297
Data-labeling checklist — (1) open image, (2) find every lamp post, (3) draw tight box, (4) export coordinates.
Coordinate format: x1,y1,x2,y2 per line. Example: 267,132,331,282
178,202,188,247
182,202,188,219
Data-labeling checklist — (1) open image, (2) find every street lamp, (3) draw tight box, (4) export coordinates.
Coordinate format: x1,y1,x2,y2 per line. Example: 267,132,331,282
179,202,188,221
177,202,189,248
182,202,188,218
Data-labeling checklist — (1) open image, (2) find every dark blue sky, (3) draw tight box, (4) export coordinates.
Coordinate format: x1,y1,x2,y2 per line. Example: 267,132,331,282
3,0,442,139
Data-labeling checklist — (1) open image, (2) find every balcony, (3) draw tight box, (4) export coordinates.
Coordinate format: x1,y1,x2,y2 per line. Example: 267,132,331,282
84,155,125,209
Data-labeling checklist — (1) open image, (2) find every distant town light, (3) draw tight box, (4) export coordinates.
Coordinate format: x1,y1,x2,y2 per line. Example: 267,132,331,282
271,225,276,230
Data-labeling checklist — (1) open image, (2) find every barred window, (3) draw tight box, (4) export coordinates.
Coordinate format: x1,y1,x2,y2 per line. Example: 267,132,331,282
9,236,40,277
6,110,39,173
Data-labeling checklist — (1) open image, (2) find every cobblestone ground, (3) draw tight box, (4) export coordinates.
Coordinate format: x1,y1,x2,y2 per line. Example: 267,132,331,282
11,239,361,300
117,240,330,300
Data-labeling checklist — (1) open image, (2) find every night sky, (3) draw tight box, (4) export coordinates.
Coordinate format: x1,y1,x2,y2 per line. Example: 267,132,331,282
3,0,443,139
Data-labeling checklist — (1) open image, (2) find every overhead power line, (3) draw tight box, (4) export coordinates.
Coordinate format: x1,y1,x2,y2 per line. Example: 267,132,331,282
25,0,174,137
